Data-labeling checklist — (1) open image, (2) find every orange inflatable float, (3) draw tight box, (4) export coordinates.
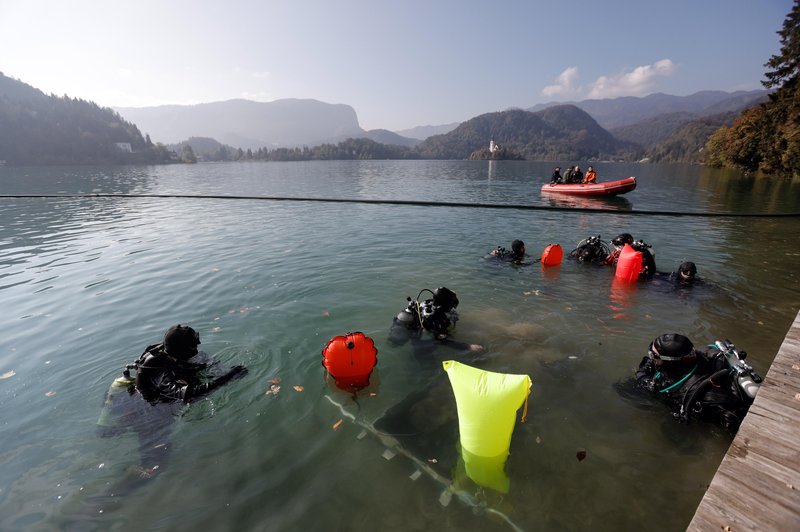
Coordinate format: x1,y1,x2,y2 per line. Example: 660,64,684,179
540,244,563,267
614,243,643,282
321,332,378,389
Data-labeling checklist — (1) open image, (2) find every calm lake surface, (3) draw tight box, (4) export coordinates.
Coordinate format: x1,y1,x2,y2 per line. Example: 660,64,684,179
1,160,799,531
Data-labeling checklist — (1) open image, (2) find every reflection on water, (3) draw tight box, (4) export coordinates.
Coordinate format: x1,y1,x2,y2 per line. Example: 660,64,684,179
0,161,798,531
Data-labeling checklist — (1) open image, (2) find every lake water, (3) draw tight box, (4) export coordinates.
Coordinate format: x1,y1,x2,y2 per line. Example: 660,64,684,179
1,160,799,531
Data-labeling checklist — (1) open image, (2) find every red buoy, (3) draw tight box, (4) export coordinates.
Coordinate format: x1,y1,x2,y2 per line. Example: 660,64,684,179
615,243,643,282
541,244,563,267
322,332,378,389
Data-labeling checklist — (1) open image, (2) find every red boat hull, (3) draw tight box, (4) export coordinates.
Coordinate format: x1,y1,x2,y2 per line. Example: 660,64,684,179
540,177,637,196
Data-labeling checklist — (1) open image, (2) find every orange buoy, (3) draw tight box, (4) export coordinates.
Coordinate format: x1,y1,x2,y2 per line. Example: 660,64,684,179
322,332,378,389
541,244,563,267
615,243,643,282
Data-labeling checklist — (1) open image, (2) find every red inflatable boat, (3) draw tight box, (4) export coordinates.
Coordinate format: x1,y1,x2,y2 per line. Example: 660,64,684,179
540,176,637,196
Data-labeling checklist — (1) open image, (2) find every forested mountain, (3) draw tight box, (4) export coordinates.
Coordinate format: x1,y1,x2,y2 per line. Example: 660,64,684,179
0,72,171,165
610,112,699,146
416,106,635,160
528,90,768,129
360,129,420,147
643,112,738,163
168,137,240,161
395,123,460,140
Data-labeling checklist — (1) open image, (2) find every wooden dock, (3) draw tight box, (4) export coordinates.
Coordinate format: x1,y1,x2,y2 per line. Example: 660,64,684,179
688,310,800,530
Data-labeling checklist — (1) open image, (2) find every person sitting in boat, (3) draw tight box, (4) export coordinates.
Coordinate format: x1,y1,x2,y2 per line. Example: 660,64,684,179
571,166,584,184
569,235,611,264
630,333,761,431
489,239,527,264
550,167,563,184
563,165,575,183
389,287,483,357
583,166,597,184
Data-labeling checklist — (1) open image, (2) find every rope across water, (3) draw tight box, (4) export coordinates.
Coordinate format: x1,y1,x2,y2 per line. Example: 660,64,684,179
2,193,799,217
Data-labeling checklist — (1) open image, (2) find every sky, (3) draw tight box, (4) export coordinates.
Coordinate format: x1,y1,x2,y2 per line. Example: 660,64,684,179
0,0,793,131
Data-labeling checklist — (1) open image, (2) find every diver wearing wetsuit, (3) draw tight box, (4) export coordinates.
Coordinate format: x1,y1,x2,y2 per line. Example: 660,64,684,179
569,235,611,264
635,333,760,431
669,261,698,285
389,287,482,360
489,240,527,264
135,324,247,404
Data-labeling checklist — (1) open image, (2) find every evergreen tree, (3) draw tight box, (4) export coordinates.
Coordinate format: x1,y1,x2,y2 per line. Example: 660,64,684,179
763,0,800,90
706,1,800,176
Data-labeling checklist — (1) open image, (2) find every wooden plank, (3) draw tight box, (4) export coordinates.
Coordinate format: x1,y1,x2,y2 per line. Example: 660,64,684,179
688,309,800,531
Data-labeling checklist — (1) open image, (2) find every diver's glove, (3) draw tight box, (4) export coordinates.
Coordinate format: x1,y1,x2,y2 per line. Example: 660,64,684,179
187,365,248,400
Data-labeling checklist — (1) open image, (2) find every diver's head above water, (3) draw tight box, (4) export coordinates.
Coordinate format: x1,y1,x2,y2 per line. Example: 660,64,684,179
511,240,525,259
612,233,634,248
677,261,697,283
648,333,696,372
163,324,201,360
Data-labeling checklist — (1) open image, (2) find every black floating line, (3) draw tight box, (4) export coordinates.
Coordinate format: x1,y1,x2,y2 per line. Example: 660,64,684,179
2,193,799,218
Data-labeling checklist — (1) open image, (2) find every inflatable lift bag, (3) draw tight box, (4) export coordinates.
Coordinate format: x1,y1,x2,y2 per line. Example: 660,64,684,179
443,360,531,458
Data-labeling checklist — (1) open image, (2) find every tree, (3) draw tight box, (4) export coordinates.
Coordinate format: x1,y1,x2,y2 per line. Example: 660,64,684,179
705,1,800,177
763,0,800,90
180,145,197,163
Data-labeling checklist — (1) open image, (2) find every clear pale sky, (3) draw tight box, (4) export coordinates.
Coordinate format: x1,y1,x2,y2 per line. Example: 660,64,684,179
0,0,792,131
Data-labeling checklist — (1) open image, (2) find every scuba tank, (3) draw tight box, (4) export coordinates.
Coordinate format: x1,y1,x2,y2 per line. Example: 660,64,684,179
395,288,459,337
714,340,762,400
96,368,136,429
679,340,762,427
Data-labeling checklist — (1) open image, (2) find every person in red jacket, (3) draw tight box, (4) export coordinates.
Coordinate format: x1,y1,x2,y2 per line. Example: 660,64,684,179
583,166,597,183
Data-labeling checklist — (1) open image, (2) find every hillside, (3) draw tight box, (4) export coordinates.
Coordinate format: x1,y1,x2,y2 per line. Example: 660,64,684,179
361,129,420,147
529,90,768,129
115,98,367,149
0,72,170,165
610,111,700,146
417,106,634,160
395,123,460,140
643,112,738,164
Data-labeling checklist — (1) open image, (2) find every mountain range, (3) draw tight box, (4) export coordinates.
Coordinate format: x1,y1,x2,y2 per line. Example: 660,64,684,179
115,89,767,156
1,69,769,165
527,90,768,130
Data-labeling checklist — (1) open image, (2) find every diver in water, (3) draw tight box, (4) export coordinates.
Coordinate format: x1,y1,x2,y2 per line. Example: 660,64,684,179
670,261,698,285
489,240,527,264
630,239,656,278
632,333,761,431
134,324,247,403
389,287,482,360
605,233,634,266
569,235,611,264
96,325,247,481
605,233,656,279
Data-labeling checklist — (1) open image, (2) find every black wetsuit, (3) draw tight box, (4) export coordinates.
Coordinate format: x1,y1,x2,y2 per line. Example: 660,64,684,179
489,248,527,265
569,240,610,264
135,343,243,404
635,347,753,429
